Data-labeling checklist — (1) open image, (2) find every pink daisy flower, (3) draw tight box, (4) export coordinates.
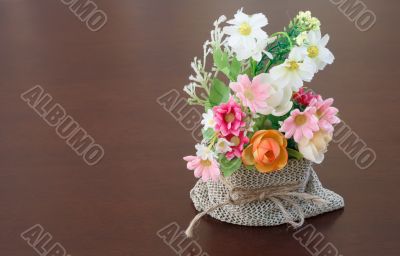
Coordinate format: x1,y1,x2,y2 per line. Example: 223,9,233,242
213,97,246,136
224,131,249,160
183,155,220,181
293,88,320,106
229,74,271,114
309,96,340,133
280,107,319,143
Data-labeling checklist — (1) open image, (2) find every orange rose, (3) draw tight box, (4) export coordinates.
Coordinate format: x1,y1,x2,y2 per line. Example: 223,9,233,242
242,130,288,173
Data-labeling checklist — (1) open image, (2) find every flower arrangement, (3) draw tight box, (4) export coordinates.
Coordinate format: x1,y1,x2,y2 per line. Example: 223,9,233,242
183,9,340,181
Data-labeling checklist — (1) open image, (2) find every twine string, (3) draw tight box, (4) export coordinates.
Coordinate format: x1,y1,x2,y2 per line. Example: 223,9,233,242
185,176,326,238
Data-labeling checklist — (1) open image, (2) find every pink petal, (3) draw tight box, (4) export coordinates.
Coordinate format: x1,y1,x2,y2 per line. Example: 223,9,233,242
229,82,241,92
302,127,314,139
201,168,210,181
294,129,303,142
238,74,251,86
194,167,203,178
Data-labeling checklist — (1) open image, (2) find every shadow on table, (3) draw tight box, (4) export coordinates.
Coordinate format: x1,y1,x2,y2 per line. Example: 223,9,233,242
188,202,344,255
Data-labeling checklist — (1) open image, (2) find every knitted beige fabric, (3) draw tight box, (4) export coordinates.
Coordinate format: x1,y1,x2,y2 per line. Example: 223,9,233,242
189,159,344,226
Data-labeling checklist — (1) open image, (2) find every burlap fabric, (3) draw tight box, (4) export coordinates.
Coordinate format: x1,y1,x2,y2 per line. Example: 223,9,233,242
189,159,344,227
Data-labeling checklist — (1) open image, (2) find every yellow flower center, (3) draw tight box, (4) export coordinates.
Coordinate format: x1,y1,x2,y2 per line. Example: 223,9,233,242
244,89,254,101
307,45,319,58
287,60,299,71
230,136,240,146
294,114,307,126
200,159,212,167
224,113,235,123
239,22,252,36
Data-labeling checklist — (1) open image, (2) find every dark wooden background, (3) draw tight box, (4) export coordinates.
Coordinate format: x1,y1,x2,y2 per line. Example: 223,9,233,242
1,0,399,255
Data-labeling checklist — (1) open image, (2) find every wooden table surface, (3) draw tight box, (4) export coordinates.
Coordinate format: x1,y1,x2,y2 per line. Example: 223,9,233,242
1,0,399,255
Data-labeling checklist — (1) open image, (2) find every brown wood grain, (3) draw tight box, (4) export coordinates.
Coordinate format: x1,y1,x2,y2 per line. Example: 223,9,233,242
0,0,399,255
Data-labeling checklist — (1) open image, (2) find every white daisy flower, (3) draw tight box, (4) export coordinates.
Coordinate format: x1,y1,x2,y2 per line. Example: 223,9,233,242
195,143,215,161
200,109,216,130
299,30,335,71
223,9,269,61
215,138,233,154
269,47,316,91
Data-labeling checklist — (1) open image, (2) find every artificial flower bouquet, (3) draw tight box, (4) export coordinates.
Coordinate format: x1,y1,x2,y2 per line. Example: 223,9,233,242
182,9,344,237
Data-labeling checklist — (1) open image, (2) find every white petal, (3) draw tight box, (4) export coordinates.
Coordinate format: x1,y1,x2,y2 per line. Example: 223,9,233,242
251,28,267,40
252,51,263,61
249,13,268,28
290,72,304,91
226,18,237,25
308,31,316,44
223,26,238,36
316,60,327,70
279,72,293,88
241,37,256,49
265,51,274,59
272,101,293,116
227,35,243,48
233,10,249,24
234,45,252,61
267,87,283,107
319,48,335,65
269,65,286,81
315,30,322,41
308,30,321,44
256,106,273,115
301,58,317,74
289,47,306,61
320,34,330,47
299,142,323,163
282,85,293,101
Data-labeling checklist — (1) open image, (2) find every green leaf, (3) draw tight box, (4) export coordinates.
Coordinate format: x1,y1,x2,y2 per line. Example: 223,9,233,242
267,113,291,130
229,57,241,81
253,115,268,132
209,78,230,107
255,53,268,74
219,156,242,177
287,148,303,160
250,59,258,76
213,47,229,73
202,128,214,142
204,101,212,111
221,67,230,77
287,138,297,151
243,164,257,172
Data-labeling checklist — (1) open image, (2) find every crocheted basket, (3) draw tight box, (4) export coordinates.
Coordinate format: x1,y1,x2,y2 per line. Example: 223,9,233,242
189,159,344,227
